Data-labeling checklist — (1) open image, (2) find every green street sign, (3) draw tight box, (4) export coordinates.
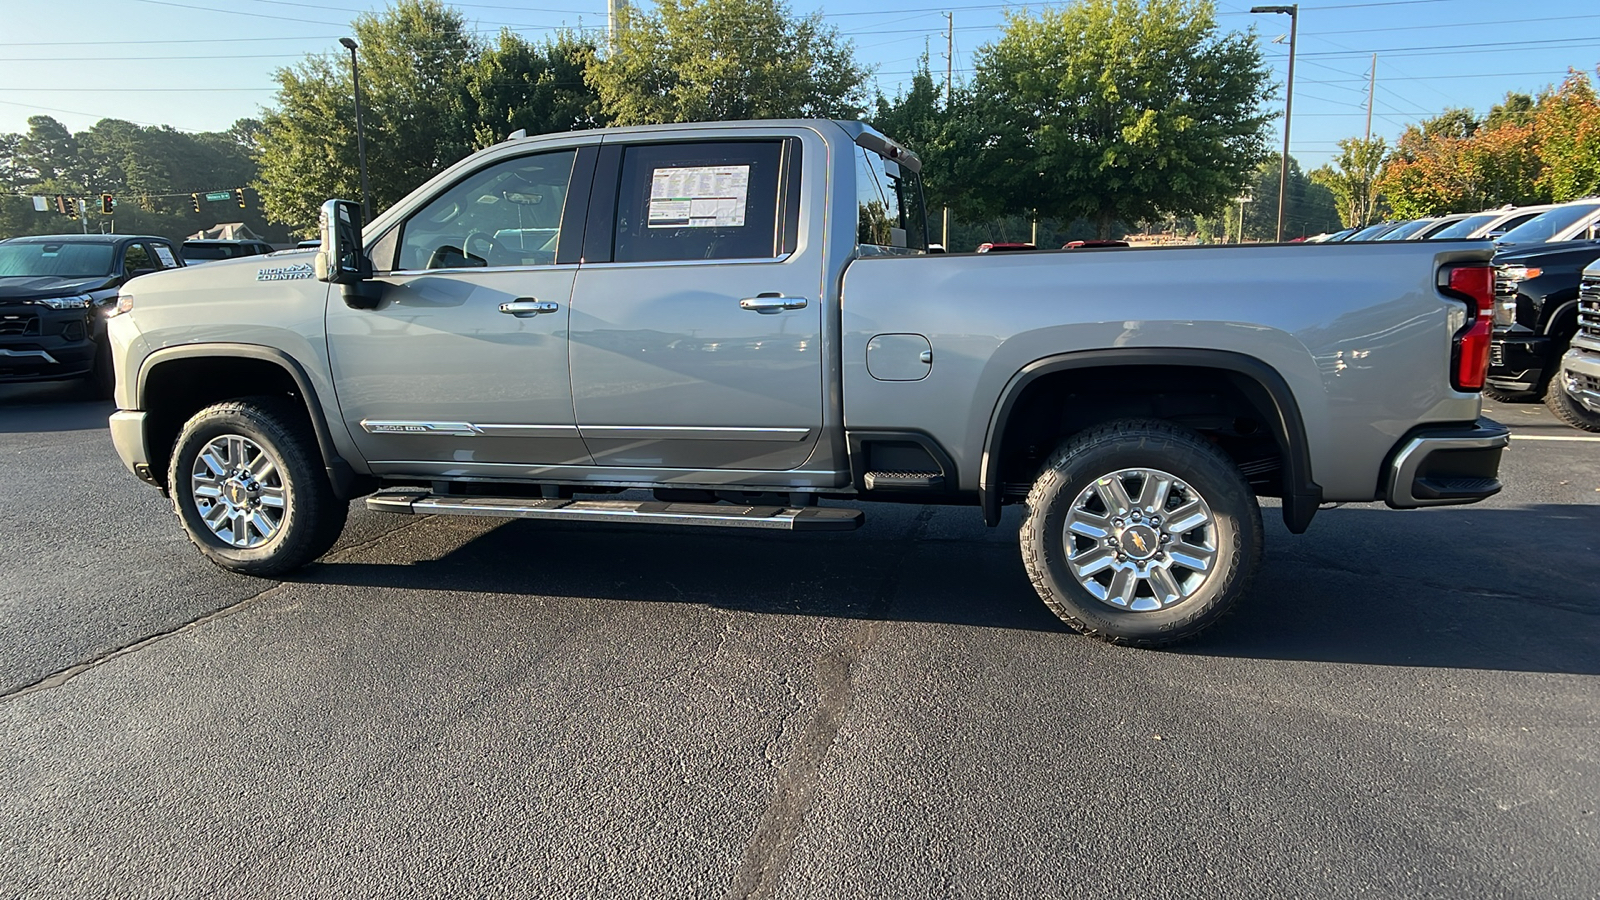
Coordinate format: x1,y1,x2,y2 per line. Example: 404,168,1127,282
204,191,232,202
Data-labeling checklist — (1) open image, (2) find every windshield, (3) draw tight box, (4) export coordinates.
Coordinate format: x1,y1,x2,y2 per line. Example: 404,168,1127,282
0,242,116,278
1375,219,1434,240
1428,213,1500,240
1347,223,1394,241
1497,203,1600,245
182,244,237,260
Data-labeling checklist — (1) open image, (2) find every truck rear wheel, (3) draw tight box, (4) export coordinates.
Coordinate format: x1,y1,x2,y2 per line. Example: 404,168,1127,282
168,397,347,576
1020,419,1262,646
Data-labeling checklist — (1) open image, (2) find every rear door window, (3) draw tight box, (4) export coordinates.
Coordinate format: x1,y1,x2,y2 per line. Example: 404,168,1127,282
610,141,787,263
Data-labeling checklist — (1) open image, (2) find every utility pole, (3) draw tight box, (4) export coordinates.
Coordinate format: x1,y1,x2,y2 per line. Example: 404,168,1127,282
943,11,953,249
1364,53,1376,143
1251,5,1298,242
608,0,629,52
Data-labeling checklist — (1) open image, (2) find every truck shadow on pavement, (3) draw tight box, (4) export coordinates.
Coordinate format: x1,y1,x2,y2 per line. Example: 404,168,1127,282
299,501,1600,676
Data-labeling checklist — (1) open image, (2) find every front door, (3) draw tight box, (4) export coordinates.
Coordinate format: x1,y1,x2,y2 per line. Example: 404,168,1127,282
327,146,593,475
568,137,824,471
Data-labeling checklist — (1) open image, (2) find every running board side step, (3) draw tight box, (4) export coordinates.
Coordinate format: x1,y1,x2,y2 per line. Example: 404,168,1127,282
366,492,864,532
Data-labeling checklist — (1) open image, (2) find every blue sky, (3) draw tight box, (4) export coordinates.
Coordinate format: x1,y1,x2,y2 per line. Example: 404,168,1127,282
3,0,1594,168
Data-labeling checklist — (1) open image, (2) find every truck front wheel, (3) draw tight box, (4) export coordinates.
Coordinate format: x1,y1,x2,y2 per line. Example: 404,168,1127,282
168,397,347,576
1020,420,1262,646
1546,368,1600,432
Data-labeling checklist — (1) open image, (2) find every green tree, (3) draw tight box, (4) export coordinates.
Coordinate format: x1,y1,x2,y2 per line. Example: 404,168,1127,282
1485,92,1536,130
1312,137,1387,227
1240,154,1341,239
256,0,480,234
466,31,605,149
588,0,869,126
0,115,284,242
960,0,1272,238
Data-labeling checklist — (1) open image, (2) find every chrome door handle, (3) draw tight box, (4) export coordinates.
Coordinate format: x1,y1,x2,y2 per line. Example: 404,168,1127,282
499,299,560,317
739,293,809,314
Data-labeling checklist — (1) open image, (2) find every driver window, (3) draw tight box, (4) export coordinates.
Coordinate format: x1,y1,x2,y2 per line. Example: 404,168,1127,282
397,149,576,271
123,244,154,272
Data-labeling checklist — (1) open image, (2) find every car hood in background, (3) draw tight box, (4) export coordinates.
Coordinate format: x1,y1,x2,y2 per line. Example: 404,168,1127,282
0,275,117,301
1493,240,1600,266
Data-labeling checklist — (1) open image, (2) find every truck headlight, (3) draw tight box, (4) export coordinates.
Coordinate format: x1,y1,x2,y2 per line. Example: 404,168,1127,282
1500,265,1541,283
107,292,134,317
30,293,94,310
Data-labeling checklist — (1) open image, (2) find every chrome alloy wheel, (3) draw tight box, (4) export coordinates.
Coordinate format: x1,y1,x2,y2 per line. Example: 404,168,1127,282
1062,467,1218,612
189,434,286,548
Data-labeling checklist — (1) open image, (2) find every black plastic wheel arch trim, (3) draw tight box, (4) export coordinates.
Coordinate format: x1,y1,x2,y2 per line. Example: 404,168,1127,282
135,343,362,500
979,347,1322,532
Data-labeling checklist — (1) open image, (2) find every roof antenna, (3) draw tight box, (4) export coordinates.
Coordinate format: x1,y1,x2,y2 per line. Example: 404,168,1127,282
507,129,527,141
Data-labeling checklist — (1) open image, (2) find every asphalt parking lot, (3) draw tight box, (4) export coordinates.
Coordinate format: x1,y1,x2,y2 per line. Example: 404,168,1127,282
0,382,1595,899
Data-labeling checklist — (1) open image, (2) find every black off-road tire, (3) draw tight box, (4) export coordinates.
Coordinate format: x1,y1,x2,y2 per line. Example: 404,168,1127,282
81,338,116,401
1545,371,1600,433
1020,419,1262,647
1480,384,1531,404
168,396,348,576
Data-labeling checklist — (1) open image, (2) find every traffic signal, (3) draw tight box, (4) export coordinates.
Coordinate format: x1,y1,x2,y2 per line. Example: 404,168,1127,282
54,194,66,214
64,197,78,218
234,187,246,208
190,193,200,213
101,194,114,214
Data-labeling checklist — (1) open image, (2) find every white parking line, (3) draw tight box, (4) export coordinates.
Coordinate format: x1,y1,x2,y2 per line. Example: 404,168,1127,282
1510,434,1600,442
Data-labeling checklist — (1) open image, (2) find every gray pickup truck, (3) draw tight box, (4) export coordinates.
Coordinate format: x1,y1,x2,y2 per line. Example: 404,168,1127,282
106,119,1509,646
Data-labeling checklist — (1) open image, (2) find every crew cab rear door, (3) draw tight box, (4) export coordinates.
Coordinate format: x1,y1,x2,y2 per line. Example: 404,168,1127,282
567,133,822,470
326,141,597,473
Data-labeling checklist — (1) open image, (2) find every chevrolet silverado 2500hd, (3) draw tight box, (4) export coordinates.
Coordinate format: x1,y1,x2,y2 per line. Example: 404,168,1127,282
106,119,1509,646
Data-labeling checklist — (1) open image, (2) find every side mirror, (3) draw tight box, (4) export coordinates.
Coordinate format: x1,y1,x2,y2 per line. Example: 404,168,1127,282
314,198,384,309
314,199,371,285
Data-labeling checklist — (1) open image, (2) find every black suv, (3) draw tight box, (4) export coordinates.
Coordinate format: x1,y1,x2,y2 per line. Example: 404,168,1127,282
0,233,184,397
180,239,275,264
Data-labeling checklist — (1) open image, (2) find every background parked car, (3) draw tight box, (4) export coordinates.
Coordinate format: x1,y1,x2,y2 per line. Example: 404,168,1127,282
0,233,183,397
1409,213,1472,239
1344,221,1407,240
180,239,275,264
1494,199,1600,249
975,242,1036,252
1374,218,1439,240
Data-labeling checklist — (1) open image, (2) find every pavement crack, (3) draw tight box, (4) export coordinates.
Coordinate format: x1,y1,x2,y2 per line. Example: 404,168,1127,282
0,581,290,702
0,514,432,702
723,506,933,900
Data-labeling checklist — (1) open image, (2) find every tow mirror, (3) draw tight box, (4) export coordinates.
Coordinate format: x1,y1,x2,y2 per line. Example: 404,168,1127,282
315,199,370,284
314,198,383,309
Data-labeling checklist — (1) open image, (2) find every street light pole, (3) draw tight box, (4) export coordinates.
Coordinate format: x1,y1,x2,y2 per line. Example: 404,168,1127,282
339,37,372,222
1251,4,1297,243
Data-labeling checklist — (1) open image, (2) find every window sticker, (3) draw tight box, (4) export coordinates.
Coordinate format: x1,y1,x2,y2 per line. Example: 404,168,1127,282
152,245,178,267
648,165,750,228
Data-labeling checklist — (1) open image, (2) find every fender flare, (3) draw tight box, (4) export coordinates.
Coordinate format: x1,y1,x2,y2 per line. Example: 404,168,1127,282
978,347,1322,533
137,343,362,499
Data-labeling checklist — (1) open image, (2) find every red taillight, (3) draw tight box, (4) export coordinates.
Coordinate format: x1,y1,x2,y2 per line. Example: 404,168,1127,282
1445,264,1494,391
